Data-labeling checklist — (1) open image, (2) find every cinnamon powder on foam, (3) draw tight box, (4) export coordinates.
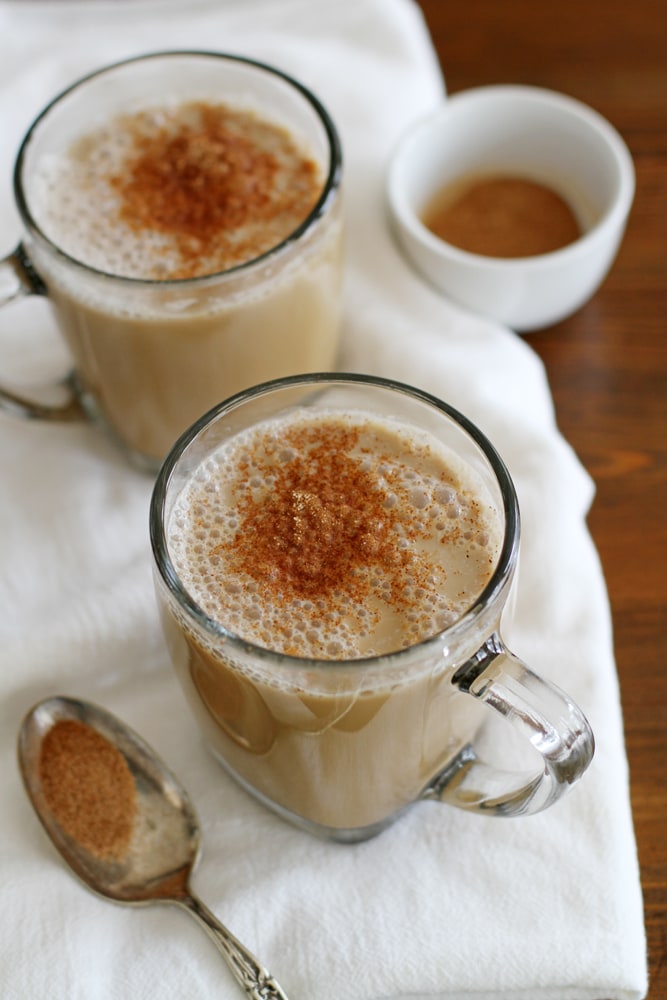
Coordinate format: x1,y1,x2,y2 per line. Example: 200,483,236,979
107,101,321,279
226,424,416,601
215,423,469,634
172,413,500,658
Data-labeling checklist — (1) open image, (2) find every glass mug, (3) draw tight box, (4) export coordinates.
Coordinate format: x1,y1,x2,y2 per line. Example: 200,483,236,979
150,373,594,842
0,52,343,471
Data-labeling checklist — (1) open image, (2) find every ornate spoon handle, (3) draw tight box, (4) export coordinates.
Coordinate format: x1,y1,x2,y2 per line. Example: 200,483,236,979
179,892,290,999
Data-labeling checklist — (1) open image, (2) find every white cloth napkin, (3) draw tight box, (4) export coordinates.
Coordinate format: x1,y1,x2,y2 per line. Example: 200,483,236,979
0,1,648,998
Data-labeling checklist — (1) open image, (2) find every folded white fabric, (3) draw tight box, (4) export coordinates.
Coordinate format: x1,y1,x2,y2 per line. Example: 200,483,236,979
0,1,648,998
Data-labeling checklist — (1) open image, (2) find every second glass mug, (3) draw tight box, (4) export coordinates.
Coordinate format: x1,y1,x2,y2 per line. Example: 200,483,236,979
0,51,344,470
150,373,595,843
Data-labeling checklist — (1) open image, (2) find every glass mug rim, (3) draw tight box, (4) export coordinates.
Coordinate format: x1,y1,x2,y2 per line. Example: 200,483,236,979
13,49,343,290
149,371,520,674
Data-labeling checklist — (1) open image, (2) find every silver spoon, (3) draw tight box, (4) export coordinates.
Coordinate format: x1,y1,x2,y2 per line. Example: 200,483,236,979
17,695,289,1000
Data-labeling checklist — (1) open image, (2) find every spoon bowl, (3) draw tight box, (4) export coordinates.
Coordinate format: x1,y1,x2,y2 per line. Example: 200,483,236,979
18,695,289,999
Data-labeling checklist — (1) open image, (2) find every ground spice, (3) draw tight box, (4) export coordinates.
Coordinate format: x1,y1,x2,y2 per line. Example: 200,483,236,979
39,719,136,860
225,422,416,603
108,101,320,278
422,174,581,257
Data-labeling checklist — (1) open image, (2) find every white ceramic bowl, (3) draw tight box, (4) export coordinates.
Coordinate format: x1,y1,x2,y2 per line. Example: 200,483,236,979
387,85,635,331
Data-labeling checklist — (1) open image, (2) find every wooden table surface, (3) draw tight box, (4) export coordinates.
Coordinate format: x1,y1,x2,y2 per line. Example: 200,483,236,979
414,2,667,996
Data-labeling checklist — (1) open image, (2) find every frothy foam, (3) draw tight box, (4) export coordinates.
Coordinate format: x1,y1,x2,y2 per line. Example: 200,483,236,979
30,100,323,281
167,409,502,659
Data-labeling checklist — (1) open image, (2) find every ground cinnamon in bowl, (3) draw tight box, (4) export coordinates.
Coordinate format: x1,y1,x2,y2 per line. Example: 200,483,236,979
39,719,136,860
421,174,581,258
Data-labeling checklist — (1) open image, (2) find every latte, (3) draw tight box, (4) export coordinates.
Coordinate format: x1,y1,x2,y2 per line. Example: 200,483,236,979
20,56,343,464
160,407,501,831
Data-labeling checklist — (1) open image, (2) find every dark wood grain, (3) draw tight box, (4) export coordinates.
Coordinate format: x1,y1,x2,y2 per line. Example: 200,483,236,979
413,2,667,996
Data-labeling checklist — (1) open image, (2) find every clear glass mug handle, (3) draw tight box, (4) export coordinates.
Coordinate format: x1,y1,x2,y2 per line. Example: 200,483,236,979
0,243,83,421
424,633,595,816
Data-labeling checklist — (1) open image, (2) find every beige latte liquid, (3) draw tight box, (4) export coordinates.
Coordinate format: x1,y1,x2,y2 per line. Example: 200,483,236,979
162,409,503,834
28,101,343,462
